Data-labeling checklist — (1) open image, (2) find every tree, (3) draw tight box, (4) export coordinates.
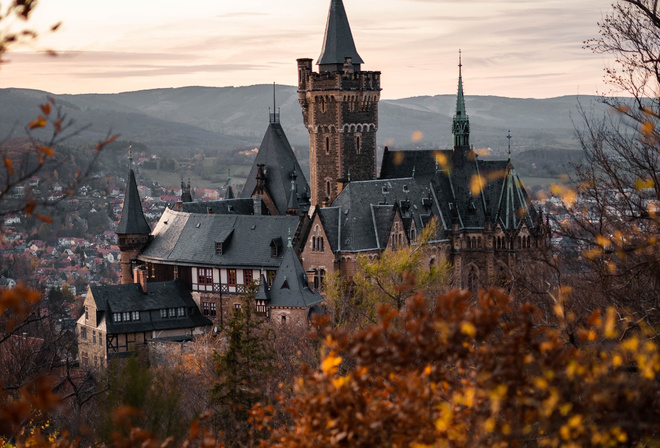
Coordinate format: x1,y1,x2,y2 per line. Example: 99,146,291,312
211,292,275,447
264,288,660,447
327,217,451,329
550,0,660,325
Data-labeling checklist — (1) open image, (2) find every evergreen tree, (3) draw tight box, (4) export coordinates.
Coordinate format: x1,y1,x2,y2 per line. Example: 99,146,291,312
211,291,275,447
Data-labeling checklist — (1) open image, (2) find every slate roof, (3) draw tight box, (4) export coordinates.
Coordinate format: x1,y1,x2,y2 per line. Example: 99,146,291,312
181,198,268,215
240,123,310,215
317,0,364,70
322,177,446,252
139,208,300,268
267,245,323,308
117,169,151,235
379,149,539,232
89,280,212,334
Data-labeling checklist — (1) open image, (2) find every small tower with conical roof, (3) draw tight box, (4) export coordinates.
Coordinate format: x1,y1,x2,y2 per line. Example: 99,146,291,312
452,51,471,166
297,0,381,207
117,153,151,284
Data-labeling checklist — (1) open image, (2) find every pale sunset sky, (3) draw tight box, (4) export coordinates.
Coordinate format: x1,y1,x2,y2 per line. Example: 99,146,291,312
0,0,612,99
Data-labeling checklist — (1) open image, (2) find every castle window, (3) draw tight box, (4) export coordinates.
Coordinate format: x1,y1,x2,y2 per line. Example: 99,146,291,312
123,312,130,322
244,269,253,285
215,242,223,255
325,136,330,155
355,135,361,154
160,309,167,318
312,236,316,251
320,269,326,290
93,331,96,344
228,269,237,286
326,181,331,198
202,302,210,315
320,237,324,252
281,315,287,324
210,303,216,316
410,227,416,242
168,308,176,318
132,311,139,321
198,268,213,285
99,334,103,346
320,97,326,113
80,326,87,340
234,303,242,311
177,307,185,317
85,306,89,320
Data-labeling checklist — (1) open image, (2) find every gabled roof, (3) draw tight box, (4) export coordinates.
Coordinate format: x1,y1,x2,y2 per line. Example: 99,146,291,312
317,0,364,70
139,208,300,268
379,149,539,231
117,169,151,235
240,123,310,215
267,245,323,308
325,178,446,252
88,280,212,334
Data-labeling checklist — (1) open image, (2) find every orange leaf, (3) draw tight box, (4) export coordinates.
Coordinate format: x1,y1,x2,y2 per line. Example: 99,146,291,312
25,200,36,215
36,145,54,157
40,103,51,115
4,158,14,176
95,134,119,152
34,214,52,223
28,116,46,130
54,118,61,133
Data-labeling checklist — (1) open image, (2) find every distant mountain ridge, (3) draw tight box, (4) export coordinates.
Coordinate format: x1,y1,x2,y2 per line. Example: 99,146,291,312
1,85,610,157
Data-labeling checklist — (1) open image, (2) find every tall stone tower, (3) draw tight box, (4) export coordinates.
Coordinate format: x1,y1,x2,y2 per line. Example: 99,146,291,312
297,0,381,207
116,167,151,284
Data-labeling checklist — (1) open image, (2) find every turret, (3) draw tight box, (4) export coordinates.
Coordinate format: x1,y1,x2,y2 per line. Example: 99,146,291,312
116,167,151,284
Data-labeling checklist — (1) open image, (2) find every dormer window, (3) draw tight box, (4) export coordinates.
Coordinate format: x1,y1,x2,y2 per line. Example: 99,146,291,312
215,242,223,255
270,237,282,257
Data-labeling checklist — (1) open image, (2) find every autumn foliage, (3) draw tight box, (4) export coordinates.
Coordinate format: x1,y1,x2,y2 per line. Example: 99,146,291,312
265,289,660,447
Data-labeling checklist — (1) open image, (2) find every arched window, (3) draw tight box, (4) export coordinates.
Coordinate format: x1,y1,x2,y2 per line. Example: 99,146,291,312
355,135,361,154
325,136,330,155
326,181,331,198
466,266,479,295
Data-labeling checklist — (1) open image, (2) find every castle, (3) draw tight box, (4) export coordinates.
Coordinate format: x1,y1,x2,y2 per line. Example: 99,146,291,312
77,0,547,367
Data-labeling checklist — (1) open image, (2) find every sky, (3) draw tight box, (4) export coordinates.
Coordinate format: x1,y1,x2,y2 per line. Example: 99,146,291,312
0,0,614,99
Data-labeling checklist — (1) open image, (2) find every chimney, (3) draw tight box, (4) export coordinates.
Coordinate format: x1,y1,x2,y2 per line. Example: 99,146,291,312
253,194,262,215
134,266,148,294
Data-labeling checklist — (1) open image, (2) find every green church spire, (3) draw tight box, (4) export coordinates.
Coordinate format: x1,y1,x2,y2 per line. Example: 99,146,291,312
452,50,470,149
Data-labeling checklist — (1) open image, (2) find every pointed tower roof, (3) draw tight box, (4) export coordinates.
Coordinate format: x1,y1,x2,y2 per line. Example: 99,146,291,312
455,52,467,119
240,122,310,215
267,245,323,308
317,0,364,71
117,169,151,235
452,51,470,152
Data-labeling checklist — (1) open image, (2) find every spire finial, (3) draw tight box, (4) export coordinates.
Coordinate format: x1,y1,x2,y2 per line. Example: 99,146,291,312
347,168,351,182
507,129,512,159
128,142,133,167
228,168,231,184
269,82,280,123
287,228,292,248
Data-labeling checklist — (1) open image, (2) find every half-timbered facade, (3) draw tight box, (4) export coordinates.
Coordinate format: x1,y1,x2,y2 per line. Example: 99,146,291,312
77,276,212,368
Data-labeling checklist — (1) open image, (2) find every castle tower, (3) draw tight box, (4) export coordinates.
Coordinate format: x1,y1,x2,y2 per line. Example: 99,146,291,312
452,51,472,166
116,167,151,284
297,0,381,207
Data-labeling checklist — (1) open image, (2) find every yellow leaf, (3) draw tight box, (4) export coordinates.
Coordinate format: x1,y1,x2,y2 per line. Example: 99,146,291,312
28,115,47,130
460,321,476,338
641,120,655,136
321,352,342,374
635,178,654,190
470,174,486,196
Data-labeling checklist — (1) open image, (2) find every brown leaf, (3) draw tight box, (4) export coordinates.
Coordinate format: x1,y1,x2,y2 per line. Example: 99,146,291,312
28,115,46,129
